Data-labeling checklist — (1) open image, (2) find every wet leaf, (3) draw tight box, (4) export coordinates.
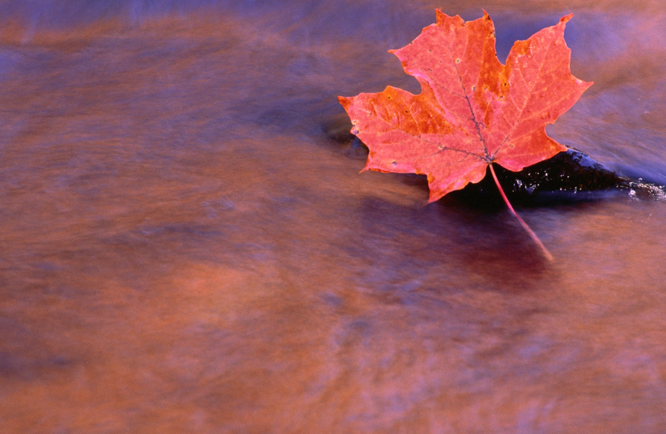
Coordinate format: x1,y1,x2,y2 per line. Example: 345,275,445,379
339,10,592,203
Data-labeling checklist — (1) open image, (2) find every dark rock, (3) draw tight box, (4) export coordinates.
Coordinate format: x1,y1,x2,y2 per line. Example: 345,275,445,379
322,115,666,204
456,148,666,205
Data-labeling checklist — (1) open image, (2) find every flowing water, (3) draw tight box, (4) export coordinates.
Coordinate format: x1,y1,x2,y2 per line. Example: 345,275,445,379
1,0,666,432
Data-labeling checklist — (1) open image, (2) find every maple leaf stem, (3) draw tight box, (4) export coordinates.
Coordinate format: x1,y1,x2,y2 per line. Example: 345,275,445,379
488,164,554,261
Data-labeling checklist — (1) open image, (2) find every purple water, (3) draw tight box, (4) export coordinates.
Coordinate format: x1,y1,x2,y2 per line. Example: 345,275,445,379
1,0,666,432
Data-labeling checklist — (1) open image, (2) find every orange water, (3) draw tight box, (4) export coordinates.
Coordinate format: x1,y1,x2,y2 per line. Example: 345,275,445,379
1,1,666,432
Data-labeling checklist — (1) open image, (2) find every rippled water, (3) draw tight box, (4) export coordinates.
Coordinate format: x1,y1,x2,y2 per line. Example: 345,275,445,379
1,0,666,432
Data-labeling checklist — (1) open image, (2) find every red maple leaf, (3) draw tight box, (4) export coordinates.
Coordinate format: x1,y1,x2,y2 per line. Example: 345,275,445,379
338,10,592,259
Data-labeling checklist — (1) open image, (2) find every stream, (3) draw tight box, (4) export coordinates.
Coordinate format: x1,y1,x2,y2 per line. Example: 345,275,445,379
1,0,666,433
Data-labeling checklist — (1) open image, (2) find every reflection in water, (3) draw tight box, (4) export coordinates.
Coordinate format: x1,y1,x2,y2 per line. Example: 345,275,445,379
1,0,666,432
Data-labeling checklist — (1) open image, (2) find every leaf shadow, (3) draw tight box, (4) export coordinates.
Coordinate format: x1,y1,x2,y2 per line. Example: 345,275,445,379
353,195,557,295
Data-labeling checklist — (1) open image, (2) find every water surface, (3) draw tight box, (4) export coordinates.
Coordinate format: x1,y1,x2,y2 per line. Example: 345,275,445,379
1,0,666,432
